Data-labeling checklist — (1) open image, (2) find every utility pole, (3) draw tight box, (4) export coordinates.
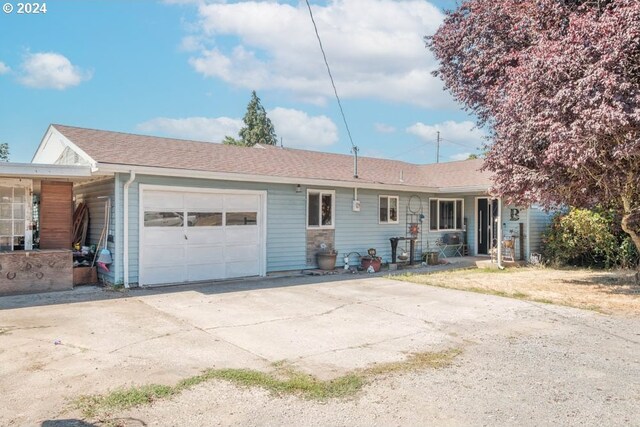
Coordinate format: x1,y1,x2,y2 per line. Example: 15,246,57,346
436,131,440,163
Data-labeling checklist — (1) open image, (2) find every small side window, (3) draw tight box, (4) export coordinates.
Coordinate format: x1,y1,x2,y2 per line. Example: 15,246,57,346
379,196,399,224
429,200,438,231
307,190,334,228
187,212,222,227
226,212,258,226
144,211,184,227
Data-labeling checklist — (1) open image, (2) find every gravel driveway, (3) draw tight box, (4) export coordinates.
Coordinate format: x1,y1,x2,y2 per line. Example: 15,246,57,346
1,274,639,426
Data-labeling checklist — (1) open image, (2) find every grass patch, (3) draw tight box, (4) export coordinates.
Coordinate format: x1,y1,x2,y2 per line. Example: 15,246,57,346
75,384,175,419
476,267,517,274
364,348,461,376
73,348,460,420
512,291,530,299
392,267,629,315
532,298,554,305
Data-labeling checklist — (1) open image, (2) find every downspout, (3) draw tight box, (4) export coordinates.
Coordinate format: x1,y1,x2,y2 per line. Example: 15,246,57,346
526,207,531,262
497,198,504,269
123,171,136,288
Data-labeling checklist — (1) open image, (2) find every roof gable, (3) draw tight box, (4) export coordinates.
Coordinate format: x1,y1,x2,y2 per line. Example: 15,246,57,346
32,125,96,167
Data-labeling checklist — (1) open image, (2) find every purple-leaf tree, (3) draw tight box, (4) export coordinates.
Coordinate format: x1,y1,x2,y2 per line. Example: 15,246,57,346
428,0,640,275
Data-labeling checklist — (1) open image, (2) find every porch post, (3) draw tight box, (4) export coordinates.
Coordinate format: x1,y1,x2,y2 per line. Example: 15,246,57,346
497,197,503,269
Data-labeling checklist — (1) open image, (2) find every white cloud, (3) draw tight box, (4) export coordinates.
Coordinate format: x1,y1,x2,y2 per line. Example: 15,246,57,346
268,107,338,148
406,120,486,148
0,62,10,74
180,35,205,52
136,108,338,149
177,0,453,108
136,116,242,142
18,52,91,89
374,122,396,133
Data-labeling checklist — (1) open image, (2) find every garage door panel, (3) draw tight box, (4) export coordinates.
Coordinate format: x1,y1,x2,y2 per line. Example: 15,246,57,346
224,194,259,211
187,228,224,244
143,245,186,267
186,245,224,263
142,265,186,285
184,193,223,211
144,191,183,210
141,188,263,286
225,226,259,244
144,228,185,245
225,244,260,262
226,260,260,278
187,263,226,282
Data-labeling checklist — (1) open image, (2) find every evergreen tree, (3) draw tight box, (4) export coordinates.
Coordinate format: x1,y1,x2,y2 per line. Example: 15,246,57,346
0,143,9,161
224,91,277,146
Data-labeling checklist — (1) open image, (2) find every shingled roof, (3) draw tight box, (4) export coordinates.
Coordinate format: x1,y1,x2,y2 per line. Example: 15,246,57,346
52,124,492,190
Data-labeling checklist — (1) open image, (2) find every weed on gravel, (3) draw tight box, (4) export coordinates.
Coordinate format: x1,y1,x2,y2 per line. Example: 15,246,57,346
73,348,461,420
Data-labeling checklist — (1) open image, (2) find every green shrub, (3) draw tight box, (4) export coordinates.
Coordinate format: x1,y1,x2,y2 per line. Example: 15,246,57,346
542,208,639,269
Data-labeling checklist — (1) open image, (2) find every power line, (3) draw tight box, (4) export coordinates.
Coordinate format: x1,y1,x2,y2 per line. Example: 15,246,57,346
439,137,471,148
388,139,439,160
304,0,356,152
389,135,475,162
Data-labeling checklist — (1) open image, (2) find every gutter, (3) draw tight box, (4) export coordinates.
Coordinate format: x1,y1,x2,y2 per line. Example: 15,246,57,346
123,171,136,288
0,163,92,178
96,163,490,194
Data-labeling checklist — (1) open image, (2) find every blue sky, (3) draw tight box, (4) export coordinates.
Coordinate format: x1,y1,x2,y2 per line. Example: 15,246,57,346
0,0,484,164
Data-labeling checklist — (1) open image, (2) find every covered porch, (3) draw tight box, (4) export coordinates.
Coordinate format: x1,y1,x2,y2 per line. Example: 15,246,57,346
0,163,109,295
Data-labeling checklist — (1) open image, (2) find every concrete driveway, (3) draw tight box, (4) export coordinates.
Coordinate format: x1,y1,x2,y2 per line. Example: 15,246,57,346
1,274,639,426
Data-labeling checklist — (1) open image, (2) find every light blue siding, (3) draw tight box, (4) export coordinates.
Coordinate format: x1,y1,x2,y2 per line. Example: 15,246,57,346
529,206,555,256
334,189,429,265
108,172,557,284
73,178,116,283
115,174,307,285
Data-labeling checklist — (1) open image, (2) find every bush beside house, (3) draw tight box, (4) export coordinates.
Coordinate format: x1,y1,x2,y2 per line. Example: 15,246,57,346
542,208,639,269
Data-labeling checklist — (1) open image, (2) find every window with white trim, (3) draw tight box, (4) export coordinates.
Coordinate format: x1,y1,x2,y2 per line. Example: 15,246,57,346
429,199,463,231
307,189,334,228
0,185,27,251
379,195,399,224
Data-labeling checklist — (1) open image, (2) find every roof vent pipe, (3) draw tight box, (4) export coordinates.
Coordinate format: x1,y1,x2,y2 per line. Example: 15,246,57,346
352,146,359,178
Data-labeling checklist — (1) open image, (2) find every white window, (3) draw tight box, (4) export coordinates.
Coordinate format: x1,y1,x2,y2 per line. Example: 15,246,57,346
429,198,464,231
307,189,335,229
0,185,28,251
379,195,399,224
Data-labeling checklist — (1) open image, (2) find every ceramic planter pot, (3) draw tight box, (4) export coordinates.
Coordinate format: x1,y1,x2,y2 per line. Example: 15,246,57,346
317,252,338,270
361,256,382,272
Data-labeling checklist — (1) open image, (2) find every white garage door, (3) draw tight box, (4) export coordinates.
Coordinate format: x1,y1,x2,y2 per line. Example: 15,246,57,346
140,188,264,286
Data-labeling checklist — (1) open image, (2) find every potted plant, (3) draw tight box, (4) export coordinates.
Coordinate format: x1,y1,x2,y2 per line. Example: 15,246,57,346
317,248,338,270
361,248,382,272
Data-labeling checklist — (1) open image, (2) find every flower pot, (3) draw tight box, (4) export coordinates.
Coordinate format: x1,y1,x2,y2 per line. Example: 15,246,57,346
361,256,382,272
317,252,338,270
425,251,439,265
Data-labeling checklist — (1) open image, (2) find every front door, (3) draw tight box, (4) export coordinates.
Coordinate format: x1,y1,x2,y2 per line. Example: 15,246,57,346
477,198,489,254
